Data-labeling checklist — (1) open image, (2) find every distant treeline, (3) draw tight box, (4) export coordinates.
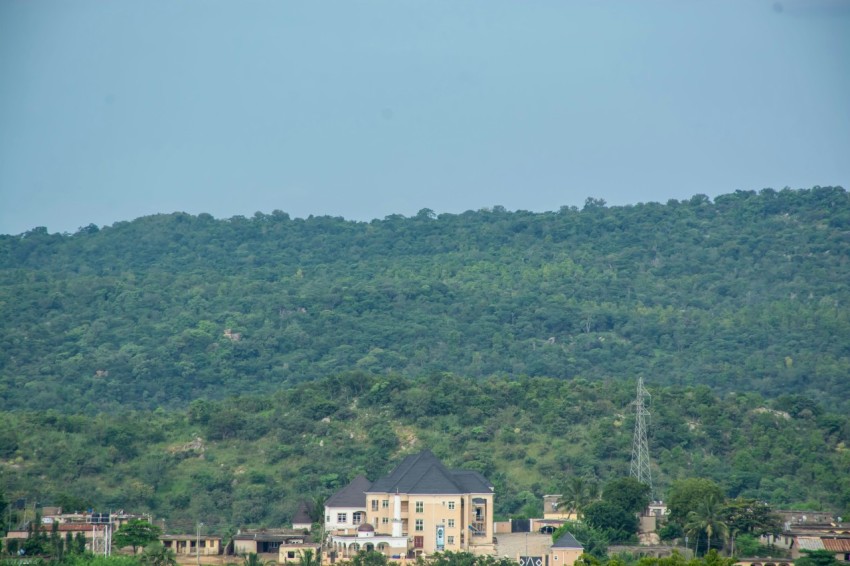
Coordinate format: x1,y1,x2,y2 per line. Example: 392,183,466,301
1,186,848,413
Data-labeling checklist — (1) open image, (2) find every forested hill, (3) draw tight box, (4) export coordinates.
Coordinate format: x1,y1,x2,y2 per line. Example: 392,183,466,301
1,187,849,412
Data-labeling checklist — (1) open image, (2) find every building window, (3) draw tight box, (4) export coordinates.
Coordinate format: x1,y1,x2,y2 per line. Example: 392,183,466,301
382,517,389,525
415,519,424,532
372,500,379,511
288,552,296,559
415,501,424,513
337,513,347,523
447,536,454,545
326,515,331,523
382,500,389,508
448,501,455,510
448,519,455,528
353,512,363,525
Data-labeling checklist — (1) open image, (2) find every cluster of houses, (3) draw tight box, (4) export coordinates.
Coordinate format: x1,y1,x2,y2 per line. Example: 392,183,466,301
5,450,849,566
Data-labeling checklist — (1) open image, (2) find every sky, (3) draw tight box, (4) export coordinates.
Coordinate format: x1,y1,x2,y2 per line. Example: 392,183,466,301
1,0,849,236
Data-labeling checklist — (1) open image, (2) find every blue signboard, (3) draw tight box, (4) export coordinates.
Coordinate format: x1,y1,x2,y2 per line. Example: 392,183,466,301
436,524,445,551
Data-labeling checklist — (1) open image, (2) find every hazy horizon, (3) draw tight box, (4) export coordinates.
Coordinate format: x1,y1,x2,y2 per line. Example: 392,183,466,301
2,0,849,236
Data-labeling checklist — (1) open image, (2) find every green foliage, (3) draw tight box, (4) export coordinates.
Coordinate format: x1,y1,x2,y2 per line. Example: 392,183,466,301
243,553,272,566
62,556,143,566
552,523,608,559
684,497,729,555
731,533,784,558
795,550,841,566
349,550,389,566
574,554,601,566
298,549,321,566
140,543,177,566
733,534,760,557
602,478,651,515
636,550,735,566
559,477,599,519
668,480,725,527
2,188,850,414
1,373,849,530
722,498,782,537
428,551,518,566
583,501,638,543
658,523,683,542
112,520,162,555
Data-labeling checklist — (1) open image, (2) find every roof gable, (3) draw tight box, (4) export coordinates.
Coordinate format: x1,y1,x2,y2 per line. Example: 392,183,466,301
292,501,313,524
326,475,372,508
553,532,583,549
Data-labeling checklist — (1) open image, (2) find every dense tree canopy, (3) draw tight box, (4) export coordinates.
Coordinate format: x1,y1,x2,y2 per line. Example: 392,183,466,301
112,520,162,555
1,187,849,413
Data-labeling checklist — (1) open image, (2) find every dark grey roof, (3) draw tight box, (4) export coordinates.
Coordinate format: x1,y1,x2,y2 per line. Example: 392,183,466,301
292,501,313,525
452,470,494,493
367,450,493,495
326,475,372,508
553,532,583,549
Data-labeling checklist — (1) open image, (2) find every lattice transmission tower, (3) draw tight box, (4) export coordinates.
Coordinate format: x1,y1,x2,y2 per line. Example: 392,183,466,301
629,377,653,496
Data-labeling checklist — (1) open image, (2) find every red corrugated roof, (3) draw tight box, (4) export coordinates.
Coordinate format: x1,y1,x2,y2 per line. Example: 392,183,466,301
822,538,850,552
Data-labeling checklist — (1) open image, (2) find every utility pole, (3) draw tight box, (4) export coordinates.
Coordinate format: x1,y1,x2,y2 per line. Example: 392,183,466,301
196,522,203,566
629,377,653,497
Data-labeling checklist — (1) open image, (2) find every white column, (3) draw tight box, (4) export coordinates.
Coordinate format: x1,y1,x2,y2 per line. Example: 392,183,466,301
392,495,402,537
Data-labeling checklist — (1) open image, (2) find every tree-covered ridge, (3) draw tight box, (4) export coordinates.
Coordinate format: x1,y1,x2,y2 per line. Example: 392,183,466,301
0,187,849,412
2,374,849,532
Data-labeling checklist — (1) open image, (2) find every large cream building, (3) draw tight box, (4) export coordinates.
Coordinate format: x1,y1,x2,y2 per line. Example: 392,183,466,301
328,450,495,559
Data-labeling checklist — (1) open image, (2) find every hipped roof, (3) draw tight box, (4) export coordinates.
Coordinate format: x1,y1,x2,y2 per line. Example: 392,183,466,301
367,450,492,495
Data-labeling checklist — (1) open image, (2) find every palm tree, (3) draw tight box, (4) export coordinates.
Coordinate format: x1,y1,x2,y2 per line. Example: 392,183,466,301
560,476,597,520
141,543,178,566
685,496,729,555
243,553,272,566
298,549,322,566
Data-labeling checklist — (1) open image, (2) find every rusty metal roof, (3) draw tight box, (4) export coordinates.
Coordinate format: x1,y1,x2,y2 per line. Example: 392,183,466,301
822,538,850,552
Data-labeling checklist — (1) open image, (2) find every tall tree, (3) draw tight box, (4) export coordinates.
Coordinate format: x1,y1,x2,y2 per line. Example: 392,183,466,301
602,477,651,515
685,497,729,555
112,519,162,555
668,479,725,527
560,477,596,519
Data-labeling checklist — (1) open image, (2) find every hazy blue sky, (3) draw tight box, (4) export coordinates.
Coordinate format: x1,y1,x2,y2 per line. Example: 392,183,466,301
1,0,848,235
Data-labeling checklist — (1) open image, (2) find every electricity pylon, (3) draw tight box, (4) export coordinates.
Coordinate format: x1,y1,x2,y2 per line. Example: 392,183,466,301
629,377,653,497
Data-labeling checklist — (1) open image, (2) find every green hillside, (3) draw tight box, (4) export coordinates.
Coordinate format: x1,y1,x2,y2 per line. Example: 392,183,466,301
1,187,849,412
2,374,849,532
